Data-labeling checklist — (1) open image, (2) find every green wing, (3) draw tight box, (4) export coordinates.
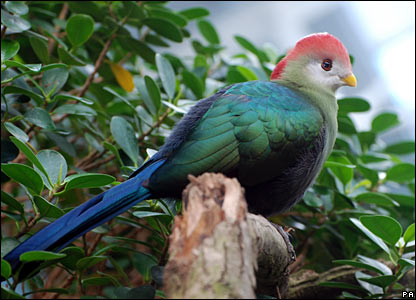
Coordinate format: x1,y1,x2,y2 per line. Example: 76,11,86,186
149,81,323,193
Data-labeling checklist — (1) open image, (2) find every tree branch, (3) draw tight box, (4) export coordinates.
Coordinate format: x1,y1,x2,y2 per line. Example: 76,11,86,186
163,173,295,299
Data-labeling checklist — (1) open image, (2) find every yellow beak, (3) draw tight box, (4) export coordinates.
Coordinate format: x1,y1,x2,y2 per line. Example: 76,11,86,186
342,73,357,87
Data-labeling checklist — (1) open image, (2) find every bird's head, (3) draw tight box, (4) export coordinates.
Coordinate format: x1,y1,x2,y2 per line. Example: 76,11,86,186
271,33,356,93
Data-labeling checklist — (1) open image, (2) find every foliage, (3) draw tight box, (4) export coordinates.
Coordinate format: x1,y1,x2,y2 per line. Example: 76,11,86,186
1,1,414,299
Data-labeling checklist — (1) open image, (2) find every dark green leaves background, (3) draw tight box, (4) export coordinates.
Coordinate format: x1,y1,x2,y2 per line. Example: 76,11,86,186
1,1,414,299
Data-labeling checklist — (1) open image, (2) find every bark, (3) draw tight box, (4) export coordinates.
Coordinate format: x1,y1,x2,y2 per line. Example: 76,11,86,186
163,173,294,299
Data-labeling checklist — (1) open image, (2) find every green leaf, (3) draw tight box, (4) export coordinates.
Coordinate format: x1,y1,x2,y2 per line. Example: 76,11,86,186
82,276,114,288
197,19,220,44
355,271,383,295
44,131,77,157
326,155,354,186
1,9,31,33
29,36,49,64
155,53,176,100
398,258,415,267
338,97,371,114
76,256,107,271
4,122,29,143
121,1,145,20
385,193,415,207
1,40,20,61
59,247,85,270
383,141,415,155
234,35,267,62
338,115,357,135
35,150,67,190
182,70,204,98
5,1,29,15
360,215,402,245
1,163,44,194
333,259,387,274
9,137,50,180
227,66,247,83
1,259,11,279
1,191,24,214
236,66,259,81
33,195,65,218
385,163,415,183
161,100,187,114
132,252,158,280
103,86,136,112
110,116,139,167
403,223,415,243
20,250,66,262
53,94,94,105
360,153,389,164
63,173,115,192
357,255,393,275
25,107,56,130
67,2,105,22
66,14,95,47
144,75,161,113
148,7,187,27
117,37,156,64
179,7,210,20
42,67,69,96
357,275,396,288
357,131,376,152
53,104,97,116
103,142,123,166
57,47,86,66
143,18,183,42
371,112,399,133
85,133,104,153
133,211,167,218
144,34,169,47
357,164,379,187
135,77,156,115
191,39,223,56
2,286,25,299
350,218,390,254
3,85,44,105
4,60,42,72
40,63,69,72
355,192,399,207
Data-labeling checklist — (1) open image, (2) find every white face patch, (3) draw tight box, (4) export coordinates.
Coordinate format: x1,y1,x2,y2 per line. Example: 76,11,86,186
305,59,350,92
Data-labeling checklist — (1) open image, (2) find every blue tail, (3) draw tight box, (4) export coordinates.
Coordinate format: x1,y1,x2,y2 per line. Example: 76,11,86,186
4,160,165,272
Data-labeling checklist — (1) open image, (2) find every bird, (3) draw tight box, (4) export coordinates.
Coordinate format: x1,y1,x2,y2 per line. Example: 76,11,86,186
3,32,356,275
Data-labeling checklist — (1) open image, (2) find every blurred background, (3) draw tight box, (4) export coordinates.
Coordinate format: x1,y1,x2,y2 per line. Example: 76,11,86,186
167,1,415,152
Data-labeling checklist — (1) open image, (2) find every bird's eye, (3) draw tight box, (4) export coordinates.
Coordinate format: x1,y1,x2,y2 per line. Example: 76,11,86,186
321,59,332,71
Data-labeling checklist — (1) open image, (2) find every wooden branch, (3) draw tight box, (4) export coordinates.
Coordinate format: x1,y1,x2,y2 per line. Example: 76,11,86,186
248,214,295,298
163,173,257,299
163,173,295,299
288,265,360,299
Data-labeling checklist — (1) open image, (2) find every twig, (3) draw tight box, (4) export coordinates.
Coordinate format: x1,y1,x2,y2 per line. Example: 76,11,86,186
138,108,172,143
48,3,68,54
82,153,115,171
1,25,7,39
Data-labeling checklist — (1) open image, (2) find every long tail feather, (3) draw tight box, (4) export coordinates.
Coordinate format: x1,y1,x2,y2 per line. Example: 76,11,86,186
4,160,165,272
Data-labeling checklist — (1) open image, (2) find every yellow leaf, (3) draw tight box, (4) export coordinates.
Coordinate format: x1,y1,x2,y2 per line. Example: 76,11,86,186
109,62,134,92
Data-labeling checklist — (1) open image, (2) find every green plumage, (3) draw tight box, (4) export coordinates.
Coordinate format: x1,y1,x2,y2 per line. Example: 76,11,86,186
148,81,324,197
